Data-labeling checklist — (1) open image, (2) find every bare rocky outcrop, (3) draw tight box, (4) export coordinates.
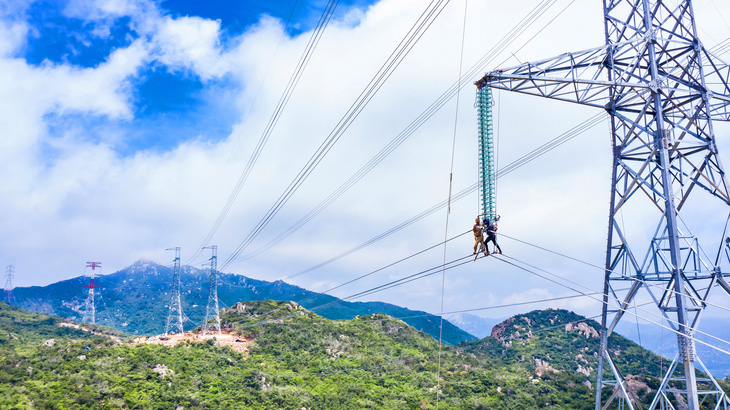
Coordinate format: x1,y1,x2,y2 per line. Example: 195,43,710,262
221,301,304,316
533,357,560,376
153,364,174,379
576,364,592,376
490,316,533,346
565,322,599,338
221,302,249,314
624,374,651,399
490,317,516,344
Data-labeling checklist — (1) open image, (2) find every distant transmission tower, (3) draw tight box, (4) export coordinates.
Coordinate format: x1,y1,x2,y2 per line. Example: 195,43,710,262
81,262,101,323
164,247,186,336
477,1,730,408
4,265,16,304
202,245,221,335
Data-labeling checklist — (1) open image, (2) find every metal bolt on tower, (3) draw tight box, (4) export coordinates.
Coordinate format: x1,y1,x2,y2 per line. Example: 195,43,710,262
202,245,221,335
164,247,186,336
4,265,16,304
476,0,730,408
81,262,101,323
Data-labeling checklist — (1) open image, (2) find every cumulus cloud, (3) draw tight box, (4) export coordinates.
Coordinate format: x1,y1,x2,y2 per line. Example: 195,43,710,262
152,16,226,79
0,0,728,326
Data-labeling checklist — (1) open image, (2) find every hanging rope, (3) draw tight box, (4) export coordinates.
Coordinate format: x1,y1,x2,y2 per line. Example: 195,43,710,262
437,1,468,407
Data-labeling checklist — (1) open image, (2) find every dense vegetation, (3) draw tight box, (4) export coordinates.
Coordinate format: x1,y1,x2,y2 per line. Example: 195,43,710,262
1,302,728,409
13,260,474,344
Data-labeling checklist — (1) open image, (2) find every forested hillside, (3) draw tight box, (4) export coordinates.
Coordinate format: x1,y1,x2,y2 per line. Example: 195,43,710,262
3,302,726,409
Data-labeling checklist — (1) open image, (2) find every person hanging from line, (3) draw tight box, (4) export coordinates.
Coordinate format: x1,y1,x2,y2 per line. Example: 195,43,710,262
472,217,486,256
483,217,502,255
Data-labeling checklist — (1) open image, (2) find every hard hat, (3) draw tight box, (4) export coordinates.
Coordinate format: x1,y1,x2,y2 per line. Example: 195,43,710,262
475,217,480,223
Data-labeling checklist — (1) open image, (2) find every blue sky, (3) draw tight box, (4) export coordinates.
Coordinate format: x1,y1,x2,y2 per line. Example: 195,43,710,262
1,0,729,331
17,0,376,153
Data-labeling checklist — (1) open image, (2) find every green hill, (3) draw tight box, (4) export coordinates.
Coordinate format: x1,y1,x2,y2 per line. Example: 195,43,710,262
2,302,728,409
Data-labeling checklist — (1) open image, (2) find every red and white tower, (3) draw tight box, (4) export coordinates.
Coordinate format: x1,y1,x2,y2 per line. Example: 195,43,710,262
81,262,101,323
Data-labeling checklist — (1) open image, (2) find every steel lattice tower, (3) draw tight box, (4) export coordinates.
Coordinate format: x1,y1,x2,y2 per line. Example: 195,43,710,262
202,245,221,335
476,87,497,221
164,247,186,336
476,1,730,409
81,262,101,323
4,265,16,304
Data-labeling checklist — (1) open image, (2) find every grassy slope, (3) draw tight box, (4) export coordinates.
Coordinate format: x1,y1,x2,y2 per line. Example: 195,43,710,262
2,302,728,409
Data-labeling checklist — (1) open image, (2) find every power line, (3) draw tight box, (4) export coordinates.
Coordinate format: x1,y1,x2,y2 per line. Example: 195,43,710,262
210,110,604,331
216,232,469,332
189,0,339,262
283,113,604,279
499,232,730,315
213,112,607,332
234,0,568,263
289,231,469,291
492,254,730,357
230,253,476,331
438,1,470,403
497,252,728,345
220,230,730,357
220,0,454,270
239,295,615,328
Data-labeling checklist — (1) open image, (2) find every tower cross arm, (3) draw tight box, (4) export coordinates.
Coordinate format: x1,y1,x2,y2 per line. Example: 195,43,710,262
477,41,730,122
476,43,632,109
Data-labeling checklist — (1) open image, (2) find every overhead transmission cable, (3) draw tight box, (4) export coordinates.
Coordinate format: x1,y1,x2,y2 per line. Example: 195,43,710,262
493,250,730,350
189,0,339,262
437,1,469,403
297,231,470,296
236,0,566,262
236,313,608,382
284,113,606,278
187,2,302,263
240,290,619,330
496,251,730,348
279,233,730,355
220,0,454,269
217,231,470,331
499,232,730,315
217,112,607,327
235,253,477,329
492,254,730,358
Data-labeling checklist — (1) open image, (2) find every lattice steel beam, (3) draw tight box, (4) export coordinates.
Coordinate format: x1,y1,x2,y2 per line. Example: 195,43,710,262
476,1,730,409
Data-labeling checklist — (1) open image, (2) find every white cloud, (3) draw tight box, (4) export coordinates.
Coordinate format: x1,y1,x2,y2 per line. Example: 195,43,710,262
0,20,28,57
152,16,226,80
0,0,728,329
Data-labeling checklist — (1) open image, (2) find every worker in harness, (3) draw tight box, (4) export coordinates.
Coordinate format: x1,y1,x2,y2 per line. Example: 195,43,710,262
473,217,487,256
483,218,502,254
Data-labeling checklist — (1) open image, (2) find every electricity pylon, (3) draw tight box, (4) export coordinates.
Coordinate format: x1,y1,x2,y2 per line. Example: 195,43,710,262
164,247,186,336
81,262,101,323
4,265,16,304
202,245,221,335
476,1,730,409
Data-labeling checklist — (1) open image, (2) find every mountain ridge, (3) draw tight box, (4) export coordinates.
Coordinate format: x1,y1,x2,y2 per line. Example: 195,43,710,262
11,259,475,345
